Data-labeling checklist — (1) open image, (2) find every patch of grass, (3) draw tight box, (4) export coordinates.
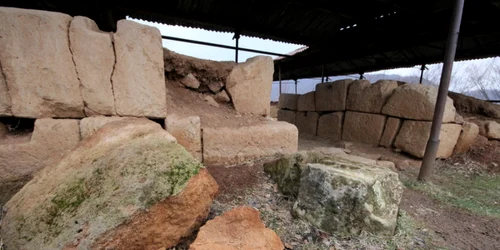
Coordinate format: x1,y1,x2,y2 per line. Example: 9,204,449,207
403,171,500,218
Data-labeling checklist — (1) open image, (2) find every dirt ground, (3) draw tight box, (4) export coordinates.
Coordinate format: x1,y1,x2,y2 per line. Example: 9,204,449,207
202,136,500,250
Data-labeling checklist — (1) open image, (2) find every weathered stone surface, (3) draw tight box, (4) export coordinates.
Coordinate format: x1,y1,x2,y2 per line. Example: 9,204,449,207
394,121,462,158
1,119,219,250
342,111,387,145
380,117,402,147
180,73,200,89
454,122,479,154
277,109,296,124
203,95,219,107
295,111,320,136
70,16,116,116
382,84,456,122
79,116,128,139
346,80,398,113
317,112,344,140
226,56,274,115
112,20,167,118
166,114,202,162
203,121,298,165
0,122,6,138
278,93,300,111
208,81,224,93
292,161,403,237
315,79,353,111
485,121,500,140
297,91,316,111
190,206,284,250
0,118,80,183
449,91,500,119
214,90,231,103
264,150,347,197
0,7,84,118
0,64,11,116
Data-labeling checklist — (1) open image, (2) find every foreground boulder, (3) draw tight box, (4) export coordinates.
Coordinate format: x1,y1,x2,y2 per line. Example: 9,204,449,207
382,84,456,122
292,160,403,237
1,119,218,250
0,7,84,118
189,206,284,250
226,56,274,115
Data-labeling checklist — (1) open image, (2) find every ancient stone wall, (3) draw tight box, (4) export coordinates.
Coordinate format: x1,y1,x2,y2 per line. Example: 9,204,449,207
0,7,297,187
278,79,473,159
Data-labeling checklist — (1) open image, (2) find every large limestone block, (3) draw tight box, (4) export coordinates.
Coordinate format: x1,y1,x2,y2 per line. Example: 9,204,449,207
0,66,11,116
0,7,84,118
166,114,202,162
317,112,344,140
381,84,456,122
295,111,320,136
346,80,398,113
278,93,300,110
226,56,274,115
292,161,403,237
70,16,116,116
203,121,298,165
454,121,479,153
342,111,387,145
297,91,316,111
79,116,128,139
112,20,166,118
315,79,353,111
1,119,219,250
277,109,296,124
380,117,402,147
190,206,284,250
0,118,80,183
485,121,500,140
394,120,462,158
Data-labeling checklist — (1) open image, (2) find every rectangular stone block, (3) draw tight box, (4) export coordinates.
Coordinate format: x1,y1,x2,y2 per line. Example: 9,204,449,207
394,120,462,158
278,94,300,111
295,111,320,136
315,79,353,111
0,67,11,116
165,114,202,162
112,20,167,118
203,122,298,165
346,80,398,113
317,112,344,141
277,109,296,124
380,117,402,147
297,91,316,111
0,7,84,118
342,111,386,145
453,121,479,154
80,116,128,139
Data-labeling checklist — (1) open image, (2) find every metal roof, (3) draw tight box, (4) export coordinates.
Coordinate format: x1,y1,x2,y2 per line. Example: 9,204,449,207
3,0,500,81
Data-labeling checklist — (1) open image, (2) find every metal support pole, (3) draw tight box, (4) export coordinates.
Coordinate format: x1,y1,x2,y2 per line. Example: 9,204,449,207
233,32,240,63
294,79,298,94
419,0,464,182
419,64,426,84
321,65,325,83
359,73,364,80
279,65,282,95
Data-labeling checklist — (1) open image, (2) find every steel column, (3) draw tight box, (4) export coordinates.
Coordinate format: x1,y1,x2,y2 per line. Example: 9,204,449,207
294,79,298,94
279,66,282,95
233,32,240,63
321,65,325,83
418,0,465,181
419,64,426,83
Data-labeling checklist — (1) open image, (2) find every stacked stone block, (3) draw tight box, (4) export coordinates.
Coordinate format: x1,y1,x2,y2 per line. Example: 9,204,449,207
277,79,471,159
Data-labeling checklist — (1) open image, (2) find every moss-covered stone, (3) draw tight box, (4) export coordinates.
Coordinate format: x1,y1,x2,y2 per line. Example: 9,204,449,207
1,119,208,249
292,159,403,238
263,151,325,196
